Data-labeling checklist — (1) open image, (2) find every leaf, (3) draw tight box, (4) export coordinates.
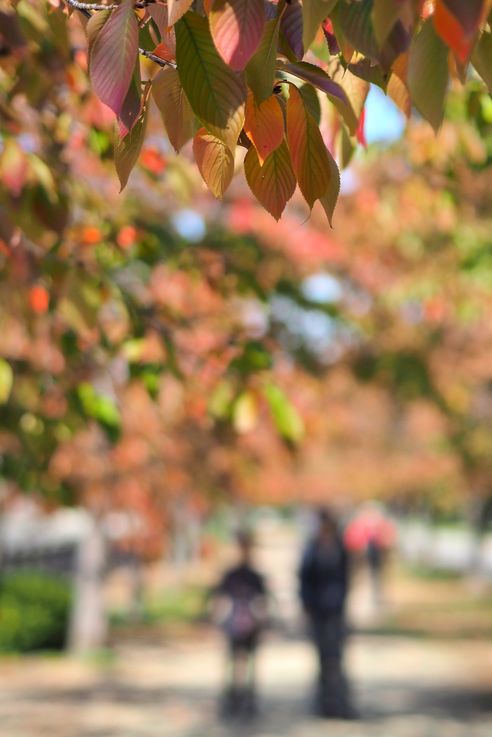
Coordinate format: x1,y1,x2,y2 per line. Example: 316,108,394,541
175,12,246,150
434,0,486,63
167,0,194,26
115,106,148,190
244,141,296,220
318,149,340,227
334,0,379,60
281,0,304,59
89,0,139,116
86,9,110,54
408,19,449,132
372,0,403,46
244,90,284,164
302,0,338,50
315,57,370,133
472,31,492,93
0,358,13,405
118,61,142,137
209,0,265,71
286,84,333,208
148,3,176,58
193,127,235,198
246,17,281,103
263,383,304,443
233,391,258,433
278,60,351,107
152,67,194,152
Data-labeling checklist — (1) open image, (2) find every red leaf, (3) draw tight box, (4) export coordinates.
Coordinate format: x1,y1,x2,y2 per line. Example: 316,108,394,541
210,0,265,70
433,0,486,62
89,0,139,116
244,90,284,164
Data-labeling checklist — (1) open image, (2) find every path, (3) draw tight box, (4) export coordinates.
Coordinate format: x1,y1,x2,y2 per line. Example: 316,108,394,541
1,518,492,737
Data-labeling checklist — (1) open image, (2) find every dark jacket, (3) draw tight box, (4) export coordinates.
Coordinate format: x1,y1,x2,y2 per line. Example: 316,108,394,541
299,536,349,617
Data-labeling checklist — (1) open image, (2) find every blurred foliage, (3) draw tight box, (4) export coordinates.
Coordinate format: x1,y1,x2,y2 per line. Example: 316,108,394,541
0,571,71,652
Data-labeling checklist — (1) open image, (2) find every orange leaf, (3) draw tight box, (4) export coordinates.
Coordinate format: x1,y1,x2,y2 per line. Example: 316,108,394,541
286,84,332,209
244,140,296,220
193,127,235,198
244,90,284,164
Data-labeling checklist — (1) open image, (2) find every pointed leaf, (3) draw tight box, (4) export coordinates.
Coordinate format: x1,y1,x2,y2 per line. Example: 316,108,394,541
175,12,246,150
286,84,332,208
472,31,492,93
408,19,449,131
148,3,176,58
319,147,340,226
167,0,193,26
89,0,139,116
246,17,281,103
244,90,284,164
152,66,194,152
372,0,403,46
263,383,304,443
86,9,110,54
193,127,235,198
115,106,148,190
434,0,486,62
279,60,350,106
302,0,338,50
281,0,304,59
244,140,296,220
209,0,265,71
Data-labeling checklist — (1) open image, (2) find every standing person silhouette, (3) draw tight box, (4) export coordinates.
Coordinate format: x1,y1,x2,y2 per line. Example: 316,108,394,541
299,507,355,719
213,530,267,719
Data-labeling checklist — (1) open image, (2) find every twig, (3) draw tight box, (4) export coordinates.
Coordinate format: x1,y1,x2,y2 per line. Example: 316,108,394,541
64,0,175,69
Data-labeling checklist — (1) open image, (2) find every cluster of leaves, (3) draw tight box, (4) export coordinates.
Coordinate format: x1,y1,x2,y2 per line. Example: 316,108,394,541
26,0,490,222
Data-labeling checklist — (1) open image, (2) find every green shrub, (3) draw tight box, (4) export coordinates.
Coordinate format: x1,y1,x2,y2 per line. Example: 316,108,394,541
0,571,71,653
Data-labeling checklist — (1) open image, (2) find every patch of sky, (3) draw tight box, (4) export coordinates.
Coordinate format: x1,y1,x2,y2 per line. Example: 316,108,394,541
302,273,343,304
171,209,206,242
364,85,406,145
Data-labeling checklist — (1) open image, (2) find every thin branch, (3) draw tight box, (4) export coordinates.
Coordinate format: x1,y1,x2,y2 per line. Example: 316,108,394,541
64,0,175,69
66,0,153,9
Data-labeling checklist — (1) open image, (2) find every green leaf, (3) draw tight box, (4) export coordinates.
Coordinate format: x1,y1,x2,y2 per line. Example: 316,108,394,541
263,383,304,443
152,67,194,152
115,106,148,191
193,127,235,198
246,17,281,103
472,31,492,94
334,0,379,61
408,19,449,132
175,12,246,151
319,148,340,227
0,359,13,404
244,140,296,220
372,0,402,46
302,0,338,50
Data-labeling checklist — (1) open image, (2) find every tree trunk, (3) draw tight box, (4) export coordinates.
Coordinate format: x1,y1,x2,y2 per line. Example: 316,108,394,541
68,514,108,652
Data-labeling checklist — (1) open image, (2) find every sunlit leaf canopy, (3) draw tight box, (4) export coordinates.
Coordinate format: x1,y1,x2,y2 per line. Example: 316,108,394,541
2,0,492,547
4,0,492,221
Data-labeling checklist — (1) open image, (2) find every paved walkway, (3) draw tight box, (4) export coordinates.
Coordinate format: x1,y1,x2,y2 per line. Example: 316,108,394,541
2,519,492,737
1,628,491,737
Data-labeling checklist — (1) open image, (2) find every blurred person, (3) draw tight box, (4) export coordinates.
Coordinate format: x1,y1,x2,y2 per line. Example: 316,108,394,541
345,503,395,608
212,529,268,719
299,507,354,719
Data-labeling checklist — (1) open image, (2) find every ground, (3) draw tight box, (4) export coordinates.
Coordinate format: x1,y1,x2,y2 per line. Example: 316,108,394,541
1,520,492,737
